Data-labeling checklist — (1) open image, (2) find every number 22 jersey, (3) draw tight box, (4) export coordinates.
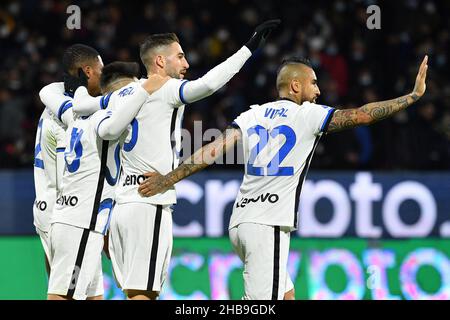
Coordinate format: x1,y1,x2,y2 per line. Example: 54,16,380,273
230,99,335,231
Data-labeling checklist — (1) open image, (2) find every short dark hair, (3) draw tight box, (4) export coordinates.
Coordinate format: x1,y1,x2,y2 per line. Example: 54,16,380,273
62,44,100,75
277,56,312,75
139,33,179,70
276,57,313,92
100,61,140,90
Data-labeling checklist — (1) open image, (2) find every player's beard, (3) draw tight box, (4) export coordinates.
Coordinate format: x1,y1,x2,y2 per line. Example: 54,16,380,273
309,94,318,103
166,66,185,79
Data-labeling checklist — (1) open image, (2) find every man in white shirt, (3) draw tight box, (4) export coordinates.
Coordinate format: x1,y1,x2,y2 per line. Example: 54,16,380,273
109,20,281,300
138,55,429,299
47,61,169,300
34,44,103,275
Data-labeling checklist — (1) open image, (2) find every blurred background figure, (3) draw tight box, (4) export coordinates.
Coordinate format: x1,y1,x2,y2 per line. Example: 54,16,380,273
1,0,450,301
0,0,448,170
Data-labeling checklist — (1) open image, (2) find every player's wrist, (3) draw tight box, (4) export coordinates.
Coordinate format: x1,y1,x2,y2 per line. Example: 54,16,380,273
242,45,253,55
244,19,281,53
244,40,258,53
410,91,421,101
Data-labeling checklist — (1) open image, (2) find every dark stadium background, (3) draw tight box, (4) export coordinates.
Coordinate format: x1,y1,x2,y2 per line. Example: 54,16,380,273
0,0,448,300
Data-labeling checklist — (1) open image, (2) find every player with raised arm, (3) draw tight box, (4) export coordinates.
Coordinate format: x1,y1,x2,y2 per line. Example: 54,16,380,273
47,62,169,300
34,44,103,276
138,55,429,299
108,20,280,300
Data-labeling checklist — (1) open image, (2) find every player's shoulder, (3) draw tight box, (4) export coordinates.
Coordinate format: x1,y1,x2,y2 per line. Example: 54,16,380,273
113,80,142,97
40,81,66,94
301,101,333,110
232,104,260,128
140,77,182,93
100,80,145,110
38,109,64,134
41,108,60,125
241,103,262,115
47,81,65,90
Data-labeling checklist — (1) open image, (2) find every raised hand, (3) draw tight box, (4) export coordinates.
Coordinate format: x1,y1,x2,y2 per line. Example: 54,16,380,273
63,68,88,96
412,55,428,98
245,19,281,52
328,55,430,133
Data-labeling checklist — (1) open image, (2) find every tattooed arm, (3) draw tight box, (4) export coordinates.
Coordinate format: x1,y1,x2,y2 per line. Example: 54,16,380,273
328,56,428,133
138,126,242,197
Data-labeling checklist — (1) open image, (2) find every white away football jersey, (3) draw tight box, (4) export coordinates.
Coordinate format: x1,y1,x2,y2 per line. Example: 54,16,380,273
38,82,75,128
33,109,67,232
115,78,186,205
51,109,117,234
51,81,148,234
229,99,335,231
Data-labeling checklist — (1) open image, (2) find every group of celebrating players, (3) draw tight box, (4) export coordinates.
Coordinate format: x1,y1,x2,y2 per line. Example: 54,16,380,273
33,18,428,300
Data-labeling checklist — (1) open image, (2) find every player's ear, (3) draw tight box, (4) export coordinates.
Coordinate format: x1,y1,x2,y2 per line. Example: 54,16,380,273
82,65,92,79
290,79,301,94
155,55,165,69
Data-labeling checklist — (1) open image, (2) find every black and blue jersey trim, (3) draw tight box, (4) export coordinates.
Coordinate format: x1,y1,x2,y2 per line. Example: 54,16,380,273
58,100,73,121
179,80,189,105
320,108,336,133
56,147,66,153
100,93,113,110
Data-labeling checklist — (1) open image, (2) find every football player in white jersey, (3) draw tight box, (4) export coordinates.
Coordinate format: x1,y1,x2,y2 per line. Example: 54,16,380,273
39,44,105,129
138,55,429,299
108,20,280,300
46,62,169,300
33,109,66,275
34,44,104,276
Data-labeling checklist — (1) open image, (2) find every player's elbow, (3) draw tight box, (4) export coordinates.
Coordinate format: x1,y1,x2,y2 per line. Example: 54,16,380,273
38,87,49,105
357,110,373,126
204,80,222,95
99,129,120,141
97,125,119,141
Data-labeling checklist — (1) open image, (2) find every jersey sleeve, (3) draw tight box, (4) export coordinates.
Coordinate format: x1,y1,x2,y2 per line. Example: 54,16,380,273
60,108,75,128
90,109,111,137
94,82,149,140
158,78,186,108
231,108,253,131
305,103,336,135
39,82,73,127
72,86,108,116
168,46,252,107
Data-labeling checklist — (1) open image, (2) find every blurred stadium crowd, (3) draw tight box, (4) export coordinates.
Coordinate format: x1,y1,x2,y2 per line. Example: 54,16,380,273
0,0,449,170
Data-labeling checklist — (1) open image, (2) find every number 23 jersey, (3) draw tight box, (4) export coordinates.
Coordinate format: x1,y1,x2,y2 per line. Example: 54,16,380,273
230,99,335,231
